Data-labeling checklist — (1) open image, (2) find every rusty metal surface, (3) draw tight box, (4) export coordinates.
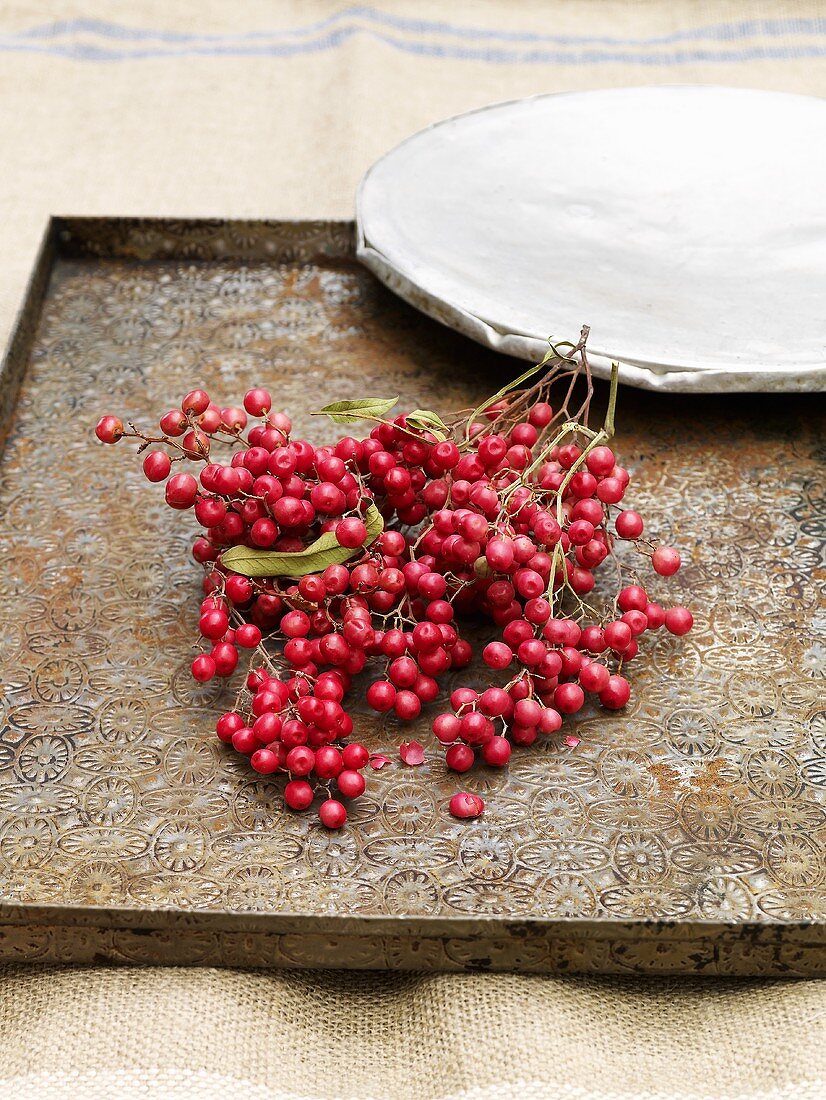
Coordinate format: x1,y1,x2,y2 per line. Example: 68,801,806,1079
0,218,823,974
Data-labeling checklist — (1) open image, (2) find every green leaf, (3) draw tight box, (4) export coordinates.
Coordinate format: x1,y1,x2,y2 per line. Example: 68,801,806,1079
220,505,384,579
405,409,449,440
315,396,398,425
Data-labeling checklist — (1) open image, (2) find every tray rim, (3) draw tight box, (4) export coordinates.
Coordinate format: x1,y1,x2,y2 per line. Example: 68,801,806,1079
0,898,823,941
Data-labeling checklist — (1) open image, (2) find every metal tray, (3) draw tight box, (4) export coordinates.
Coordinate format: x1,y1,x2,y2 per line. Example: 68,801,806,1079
0,218,823,975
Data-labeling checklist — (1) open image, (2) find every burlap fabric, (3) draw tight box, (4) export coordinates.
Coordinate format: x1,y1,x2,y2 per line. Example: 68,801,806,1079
0,966,823,1100
0,3,824,1097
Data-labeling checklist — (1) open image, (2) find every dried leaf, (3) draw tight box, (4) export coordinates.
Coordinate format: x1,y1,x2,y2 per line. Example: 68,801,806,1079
221,504,383,578
369,754,392,770
399,741,425,766
315,397,398,425
405,409,449,440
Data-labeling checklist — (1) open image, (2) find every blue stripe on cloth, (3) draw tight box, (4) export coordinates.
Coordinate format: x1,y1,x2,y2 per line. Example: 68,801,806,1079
0,10,824,63
8,11,826,48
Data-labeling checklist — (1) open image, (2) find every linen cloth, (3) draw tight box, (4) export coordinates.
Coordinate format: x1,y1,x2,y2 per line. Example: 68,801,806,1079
0,3,824,1098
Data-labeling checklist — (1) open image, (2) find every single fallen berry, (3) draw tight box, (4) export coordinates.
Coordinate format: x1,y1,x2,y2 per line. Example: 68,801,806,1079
449,792,485,819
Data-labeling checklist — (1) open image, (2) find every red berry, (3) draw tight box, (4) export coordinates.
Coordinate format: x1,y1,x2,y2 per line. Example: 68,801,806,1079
389,656,418,688
213,465,241,495
191,654,216,682
450,639,473,668
644,602,666,630
514,698,542,727
569,470,597,498
572,498,604,525
483,641,513,670
366,680,397,712
235,623,262,648
212,641,238,676
232,727,257,754
558,642,585,677
596,478,624,504
433,713,461,744
514,568,545,600
446,744,475,772
252,712,282,743
221,406,247,431
460,711,493,746
94,415,124,444
538,707,563,734
449,792,484,819
528,401,553,427
478,687,511,717
336,517,368,549
199,608,229,640
394,690,421,721
586,446,615,476
568,519,595,546
216,712,244,742
433,440,460,470
319,799,347,829
250,518,278,548
142,450,171,481
244,388,272,416
299,574,327,602
579,661,610,693
284,780,314,811
600,674,631,709
182,429,210,459
652,546,682,576
194,496,226,527
311,482,346,515
337,769,366,798
618,585,648,612
286,746,315,776
517,639,546,667
558,443,582,469
412,621,441,653
604,620,633,652
615,510,644,539
485,538,514,572
621,609,648,636
182,389,210,415
251,748,280,774
314,746,343,779
160,409,188,436
342,743,369,770
482,737,511,766
165,472,198,510
281,610,311,638
580,625,606,653
665,606,693,635
554,682,585,714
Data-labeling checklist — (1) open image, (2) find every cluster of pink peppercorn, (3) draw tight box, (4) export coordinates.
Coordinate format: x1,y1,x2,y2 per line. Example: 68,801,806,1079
96,343,692,828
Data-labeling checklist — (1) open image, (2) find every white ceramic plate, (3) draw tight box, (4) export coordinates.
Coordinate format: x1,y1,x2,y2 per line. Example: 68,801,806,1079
357,87,826,392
